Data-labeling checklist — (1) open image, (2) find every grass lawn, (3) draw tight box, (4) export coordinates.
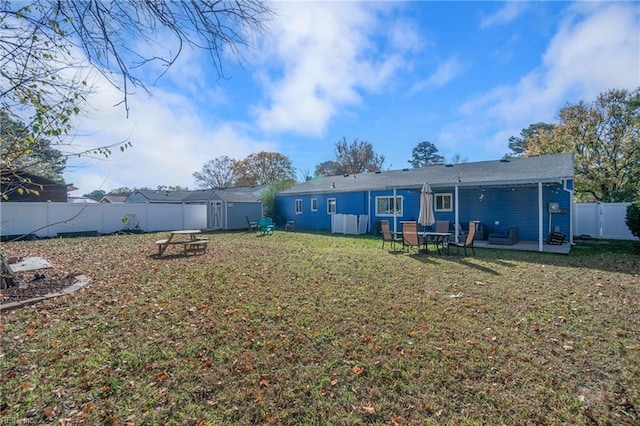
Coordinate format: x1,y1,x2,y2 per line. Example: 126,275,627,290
1,231,639,425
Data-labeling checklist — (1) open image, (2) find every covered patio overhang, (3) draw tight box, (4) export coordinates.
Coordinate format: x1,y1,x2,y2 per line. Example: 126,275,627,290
386,177,574,254
451,179,574,253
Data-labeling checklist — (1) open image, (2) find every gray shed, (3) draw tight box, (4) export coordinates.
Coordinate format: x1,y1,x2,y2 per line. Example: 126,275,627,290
206,191,263,230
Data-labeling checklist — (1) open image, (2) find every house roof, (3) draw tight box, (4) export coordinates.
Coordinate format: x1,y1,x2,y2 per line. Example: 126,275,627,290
130,189,193,202
100,194,128,203
129,186,265,203
181,189,217,203
213,191,261,203
279,153,574,196
1,170,69,202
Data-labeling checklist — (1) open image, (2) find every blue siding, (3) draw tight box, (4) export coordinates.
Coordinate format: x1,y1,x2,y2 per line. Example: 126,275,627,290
279,192,368,231
277,181,572,240
453,184,571,241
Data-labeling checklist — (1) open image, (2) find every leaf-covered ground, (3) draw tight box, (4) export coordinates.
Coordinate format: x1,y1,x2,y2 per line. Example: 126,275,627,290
1,232,639,425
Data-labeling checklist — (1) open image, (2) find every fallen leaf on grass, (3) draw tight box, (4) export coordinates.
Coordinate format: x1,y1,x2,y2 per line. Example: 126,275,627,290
357,405,376,414
155,372,170,381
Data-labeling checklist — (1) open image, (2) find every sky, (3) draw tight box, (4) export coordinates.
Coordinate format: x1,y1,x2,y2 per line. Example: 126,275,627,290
63,1,640,196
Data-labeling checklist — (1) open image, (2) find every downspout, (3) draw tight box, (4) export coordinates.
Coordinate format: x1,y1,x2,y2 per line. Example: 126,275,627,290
538,182,544,252
367,190,371,233
454,184,459,242
392,188,397,233
562,179,574,244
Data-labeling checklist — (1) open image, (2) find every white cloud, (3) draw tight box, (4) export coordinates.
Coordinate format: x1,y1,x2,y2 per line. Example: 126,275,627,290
480,2,528,28
251,2,413,136
64,68,274,194
543,2,639,97
454,1,639,157
411,56,466,92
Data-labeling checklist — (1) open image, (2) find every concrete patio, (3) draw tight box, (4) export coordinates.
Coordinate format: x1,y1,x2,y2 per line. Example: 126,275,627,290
473,239,572,254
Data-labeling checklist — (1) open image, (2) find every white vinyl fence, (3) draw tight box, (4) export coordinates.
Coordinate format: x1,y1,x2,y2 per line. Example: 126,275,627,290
0,202,636,241
574,202,635,240
331,214,369,235
0,202,207,238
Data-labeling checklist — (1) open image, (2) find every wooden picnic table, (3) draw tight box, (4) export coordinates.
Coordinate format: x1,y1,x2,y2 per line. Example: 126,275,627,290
155,230,208,256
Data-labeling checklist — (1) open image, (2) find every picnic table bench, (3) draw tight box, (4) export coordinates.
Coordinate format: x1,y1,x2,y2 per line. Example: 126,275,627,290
156,230,208,256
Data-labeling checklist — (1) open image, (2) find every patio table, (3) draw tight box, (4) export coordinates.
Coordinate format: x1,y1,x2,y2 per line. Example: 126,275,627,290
392,231,451,254
419,232,451,255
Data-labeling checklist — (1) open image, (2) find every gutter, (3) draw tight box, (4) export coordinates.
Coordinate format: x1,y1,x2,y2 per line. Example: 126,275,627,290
279,177,573,196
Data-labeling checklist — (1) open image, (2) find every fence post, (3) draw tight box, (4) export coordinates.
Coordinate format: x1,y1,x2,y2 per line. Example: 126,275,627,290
46,201,54,237
597,202,603,238
102,204,106,234
146,202,150,232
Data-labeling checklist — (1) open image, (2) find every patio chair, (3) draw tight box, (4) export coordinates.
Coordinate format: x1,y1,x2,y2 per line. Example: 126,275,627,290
451,222,466,239
380,220,401,251
258,217,275,235
488,226,519,245
426,220,449,250
448,221,478,256
246,215,259,233
547,232,565,245
402,221,421,253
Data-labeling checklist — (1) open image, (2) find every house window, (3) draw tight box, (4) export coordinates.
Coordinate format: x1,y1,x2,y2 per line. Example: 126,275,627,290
295,199,302,214
376,196,403,216
311,198,318,211
435,193,453,212
327,198,336,214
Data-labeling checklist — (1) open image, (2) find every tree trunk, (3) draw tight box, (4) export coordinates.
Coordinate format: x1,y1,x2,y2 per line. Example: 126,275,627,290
0,251,21,289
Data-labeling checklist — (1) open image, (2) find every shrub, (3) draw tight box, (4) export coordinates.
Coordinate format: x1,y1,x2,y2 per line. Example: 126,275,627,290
625,201,640,239
261,181,293,226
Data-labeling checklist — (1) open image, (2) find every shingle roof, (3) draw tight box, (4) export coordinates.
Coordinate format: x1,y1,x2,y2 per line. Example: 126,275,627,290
134,189,193,202
214,191,260,203
279,153,574,195
181,189,217,203
133,187,262,203
100,194,128,203
181,186,266,202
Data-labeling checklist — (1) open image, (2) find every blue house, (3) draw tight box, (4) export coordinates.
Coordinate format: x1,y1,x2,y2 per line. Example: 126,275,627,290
277,153,574,251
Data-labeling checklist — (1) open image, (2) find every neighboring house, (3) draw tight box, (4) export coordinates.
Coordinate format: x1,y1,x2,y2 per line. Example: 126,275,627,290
100,194,129,203
124,186,266,231
0,170,69,202
277,153,575,249
125,189,193,204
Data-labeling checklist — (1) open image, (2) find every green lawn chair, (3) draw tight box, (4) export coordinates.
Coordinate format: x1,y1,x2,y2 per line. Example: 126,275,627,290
258,217,275,235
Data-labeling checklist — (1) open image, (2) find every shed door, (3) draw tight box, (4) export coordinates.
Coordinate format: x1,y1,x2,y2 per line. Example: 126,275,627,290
209,201,223,229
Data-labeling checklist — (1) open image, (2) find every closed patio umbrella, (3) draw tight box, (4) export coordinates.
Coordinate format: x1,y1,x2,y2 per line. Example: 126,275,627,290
418,182,435,227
